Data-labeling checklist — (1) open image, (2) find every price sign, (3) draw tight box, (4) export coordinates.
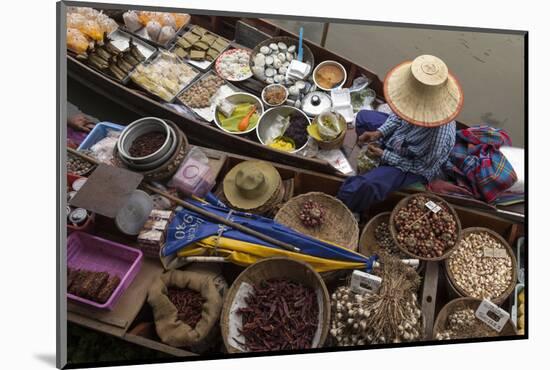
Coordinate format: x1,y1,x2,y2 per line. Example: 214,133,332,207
425,200,442,214
350,270,382,294
475,299,510,333
483,247,509,258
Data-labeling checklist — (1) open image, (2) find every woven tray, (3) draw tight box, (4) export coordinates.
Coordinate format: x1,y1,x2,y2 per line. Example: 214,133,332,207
274,192,359,251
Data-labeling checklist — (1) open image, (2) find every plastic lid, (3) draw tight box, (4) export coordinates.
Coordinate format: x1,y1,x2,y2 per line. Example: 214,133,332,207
302,91,332,116
115,190,154,235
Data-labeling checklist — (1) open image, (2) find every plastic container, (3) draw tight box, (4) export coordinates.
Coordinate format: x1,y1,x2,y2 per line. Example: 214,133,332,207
67,232,143,310
516,236,525,284
77,122,125,151
115,190,154,235
171,156,215,198
67,174,95,234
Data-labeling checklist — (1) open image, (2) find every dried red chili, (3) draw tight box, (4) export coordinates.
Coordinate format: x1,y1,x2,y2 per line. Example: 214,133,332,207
166,287,205,329
235,279,319,352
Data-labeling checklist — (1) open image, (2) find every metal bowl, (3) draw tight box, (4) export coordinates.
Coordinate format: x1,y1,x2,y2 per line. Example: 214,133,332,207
256,106,311,153
120,126,177,171
261,84,289,107
313,60,347,91
213,93,264,135
117,117,173,165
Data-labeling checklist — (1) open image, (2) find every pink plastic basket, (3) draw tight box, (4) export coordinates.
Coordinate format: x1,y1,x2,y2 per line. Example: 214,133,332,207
67,232,143,310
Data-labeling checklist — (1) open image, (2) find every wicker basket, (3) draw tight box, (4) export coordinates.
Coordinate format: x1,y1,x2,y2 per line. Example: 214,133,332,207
311,112,347,150
113,120,189,181
359,212,390,257
220,257,330,353
444,227,517,304
274,192,359,251
249,36,315,83
389,193,462,261
433,297,517,340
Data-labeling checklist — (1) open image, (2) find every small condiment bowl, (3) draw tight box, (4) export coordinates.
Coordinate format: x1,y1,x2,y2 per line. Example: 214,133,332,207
261,84,289,107
313,60,347,91
213,92,264,135
117,117,173,166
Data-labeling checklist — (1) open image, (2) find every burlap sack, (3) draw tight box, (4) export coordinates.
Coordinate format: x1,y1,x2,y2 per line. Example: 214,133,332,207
147,268,224,349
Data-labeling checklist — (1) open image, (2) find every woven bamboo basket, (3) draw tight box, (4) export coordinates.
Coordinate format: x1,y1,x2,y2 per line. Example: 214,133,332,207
311,112,347,150
249,36,315,83
220,257,330,353
433,297,517,340
389,193,462,261
444,227,517,305
274,192,359,251
113,120,189,181
358,212,391,257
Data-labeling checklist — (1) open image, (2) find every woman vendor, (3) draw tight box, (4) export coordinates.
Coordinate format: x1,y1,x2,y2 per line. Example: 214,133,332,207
338,55,464,213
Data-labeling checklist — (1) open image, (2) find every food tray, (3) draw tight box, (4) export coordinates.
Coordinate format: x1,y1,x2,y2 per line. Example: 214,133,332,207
511,283,525,326
120,12,190,49
77,122,125,151
176,70,240,122
170,25,232,72
516,236,525,284
129,51,201,103
82,28,157,85
67,232,143,310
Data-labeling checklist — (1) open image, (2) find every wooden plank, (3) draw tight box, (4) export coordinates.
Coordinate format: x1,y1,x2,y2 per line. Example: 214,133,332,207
234,20,272,49
123,333,198,357
421,262,440,339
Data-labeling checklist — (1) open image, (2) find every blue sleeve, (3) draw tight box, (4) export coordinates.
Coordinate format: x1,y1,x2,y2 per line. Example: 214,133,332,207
377,114,403,138
381,122,456,179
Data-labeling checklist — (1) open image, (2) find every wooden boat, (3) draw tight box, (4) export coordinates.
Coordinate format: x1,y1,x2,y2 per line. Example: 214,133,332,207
67,14,524,217
67,144,523,359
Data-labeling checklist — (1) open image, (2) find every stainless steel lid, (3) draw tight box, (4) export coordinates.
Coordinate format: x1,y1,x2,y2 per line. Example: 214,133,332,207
69,208,88,225
301,91,332,117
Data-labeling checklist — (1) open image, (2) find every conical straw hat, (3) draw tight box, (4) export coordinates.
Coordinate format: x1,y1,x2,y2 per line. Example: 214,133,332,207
384,55,464,127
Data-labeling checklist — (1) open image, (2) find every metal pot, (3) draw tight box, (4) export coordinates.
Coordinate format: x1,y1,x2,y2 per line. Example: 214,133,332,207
117,117,174,166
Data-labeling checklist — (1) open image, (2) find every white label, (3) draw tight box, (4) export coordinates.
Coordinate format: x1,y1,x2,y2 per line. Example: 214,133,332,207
475,299,510,333
483,247,509,258
350,270,382,294
425,200,441,213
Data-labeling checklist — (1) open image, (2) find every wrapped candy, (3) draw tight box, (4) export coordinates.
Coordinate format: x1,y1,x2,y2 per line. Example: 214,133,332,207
123,10,141,32
157,26,176,45
67,28,90,54
146,20,162,42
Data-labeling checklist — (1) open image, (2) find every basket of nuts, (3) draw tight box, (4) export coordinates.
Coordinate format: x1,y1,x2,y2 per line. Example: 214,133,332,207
274,192,359,251
433,297,517,340
389,193,462,261
359,212,408,258
444,227,517,304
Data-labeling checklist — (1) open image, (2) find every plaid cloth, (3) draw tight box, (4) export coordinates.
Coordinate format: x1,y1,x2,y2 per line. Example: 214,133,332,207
444,125,517,203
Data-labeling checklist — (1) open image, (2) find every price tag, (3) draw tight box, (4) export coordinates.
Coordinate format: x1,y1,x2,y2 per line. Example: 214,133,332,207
475,299,510,333
483,247,509,258
425,200,442,214
350,270,382,294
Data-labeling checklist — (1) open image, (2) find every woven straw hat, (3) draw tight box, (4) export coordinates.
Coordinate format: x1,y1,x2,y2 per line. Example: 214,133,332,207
223,161,282,210
384,55,464,127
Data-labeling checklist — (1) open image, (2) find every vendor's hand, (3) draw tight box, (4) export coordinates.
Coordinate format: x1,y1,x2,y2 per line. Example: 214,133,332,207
367,144,383,158
358,130,382,145
68,113,95,133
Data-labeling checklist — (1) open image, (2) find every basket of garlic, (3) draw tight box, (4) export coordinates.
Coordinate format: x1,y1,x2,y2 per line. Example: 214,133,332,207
444,227,517,304
433,297,517,340
328,253,425,346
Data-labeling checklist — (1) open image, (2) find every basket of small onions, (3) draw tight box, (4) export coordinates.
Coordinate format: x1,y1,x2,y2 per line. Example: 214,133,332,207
389,193,462,261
